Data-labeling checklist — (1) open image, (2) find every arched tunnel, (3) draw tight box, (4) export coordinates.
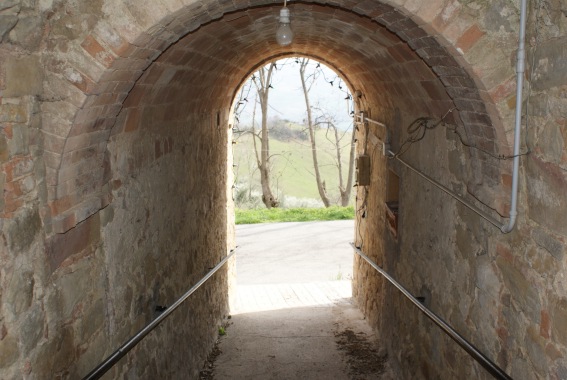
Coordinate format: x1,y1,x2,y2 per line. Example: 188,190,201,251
1,0,567,379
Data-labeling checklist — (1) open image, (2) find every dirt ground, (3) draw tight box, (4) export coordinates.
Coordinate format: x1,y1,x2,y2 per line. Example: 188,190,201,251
334,328,388,379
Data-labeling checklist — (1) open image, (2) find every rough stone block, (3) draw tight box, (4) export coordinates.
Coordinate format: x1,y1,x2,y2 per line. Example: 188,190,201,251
41,102,79,135
46,211,100,273
540,309,550,339
5,269,34,316
50,211,77,235
8,14,43,50
531,228,564,261
475,256,500,300
531,36,567,92
526,325,549,375
0,171,4,211
0,14,17,40
4,156,34,182
33,325,75,375
3,205,41,254
42,132,65,156
55,264,92,319
100,204,114,227
6,124,29,157
0,102,28,123
53,194,106,234
19,306,45,354
551,298,567,346
63,130,111,155
537,119,565,163
43,73,88,108
63,66,96,95
496,256,541,323
0,334,18,368
526,156,567,236
0,133,8,162
0,0,20,12
4,56,43,97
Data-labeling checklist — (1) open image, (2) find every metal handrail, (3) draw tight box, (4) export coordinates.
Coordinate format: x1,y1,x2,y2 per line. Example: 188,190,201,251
356,112,507,232
390,153,502,229
350,243,512,380
83,248,238,380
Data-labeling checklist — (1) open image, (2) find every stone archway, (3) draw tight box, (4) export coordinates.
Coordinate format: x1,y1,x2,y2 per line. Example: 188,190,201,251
41,1,510,235
36,4,519,374
4,1,567,379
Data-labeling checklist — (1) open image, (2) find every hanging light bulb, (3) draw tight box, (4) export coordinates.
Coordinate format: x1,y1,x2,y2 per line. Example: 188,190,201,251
276,1,293,46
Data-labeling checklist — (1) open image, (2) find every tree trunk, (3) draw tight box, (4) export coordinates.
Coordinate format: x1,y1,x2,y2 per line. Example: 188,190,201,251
253,63,279,208
299,58,331,207
339,124,356,206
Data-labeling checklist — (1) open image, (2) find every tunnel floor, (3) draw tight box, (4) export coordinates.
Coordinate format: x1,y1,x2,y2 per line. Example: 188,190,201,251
200,221,392,379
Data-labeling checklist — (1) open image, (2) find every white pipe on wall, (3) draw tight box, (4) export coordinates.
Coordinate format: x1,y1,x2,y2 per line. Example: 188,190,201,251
500,0,528,233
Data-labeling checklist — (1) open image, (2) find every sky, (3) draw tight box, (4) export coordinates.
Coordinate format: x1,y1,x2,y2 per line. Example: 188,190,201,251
234,59,355,131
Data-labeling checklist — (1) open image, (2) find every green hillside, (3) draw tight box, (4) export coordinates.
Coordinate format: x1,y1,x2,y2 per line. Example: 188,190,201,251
232,122,354,208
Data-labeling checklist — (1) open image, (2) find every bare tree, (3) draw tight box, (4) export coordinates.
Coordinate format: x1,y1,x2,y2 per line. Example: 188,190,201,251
250,63,279,208
316,114,356,206
299,58,331,207
234,57,355,208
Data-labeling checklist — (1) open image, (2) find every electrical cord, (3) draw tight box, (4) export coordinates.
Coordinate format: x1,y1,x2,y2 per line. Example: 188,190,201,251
389,108,530,161
446,123,530,160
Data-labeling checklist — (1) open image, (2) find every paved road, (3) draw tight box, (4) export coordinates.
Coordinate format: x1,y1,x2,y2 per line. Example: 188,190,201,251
235,220,355,285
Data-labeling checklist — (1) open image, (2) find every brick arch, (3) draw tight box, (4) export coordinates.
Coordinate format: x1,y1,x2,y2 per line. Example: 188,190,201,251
228,52,359,110
43,0,511,232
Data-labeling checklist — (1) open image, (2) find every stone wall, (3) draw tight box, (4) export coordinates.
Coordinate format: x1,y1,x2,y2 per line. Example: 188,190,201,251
1,1,233,378
354,1,567,379
0,76,231,380
95,109,230,378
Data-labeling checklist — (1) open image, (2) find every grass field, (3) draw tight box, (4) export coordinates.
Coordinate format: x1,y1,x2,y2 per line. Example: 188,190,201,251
232,122,354,206
236,206,355,224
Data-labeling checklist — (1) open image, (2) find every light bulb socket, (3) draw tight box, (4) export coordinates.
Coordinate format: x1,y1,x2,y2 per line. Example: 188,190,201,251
279,7,291,23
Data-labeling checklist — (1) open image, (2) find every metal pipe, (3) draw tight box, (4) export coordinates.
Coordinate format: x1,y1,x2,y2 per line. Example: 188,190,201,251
501,0,527,233
350,243,512,380
357,112,387,129
83,248,238,380
356,112,390,154
388,151,502,229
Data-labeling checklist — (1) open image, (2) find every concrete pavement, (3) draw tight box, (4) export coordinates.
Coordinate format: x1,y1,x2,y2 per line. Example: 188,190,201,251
201,220,391,379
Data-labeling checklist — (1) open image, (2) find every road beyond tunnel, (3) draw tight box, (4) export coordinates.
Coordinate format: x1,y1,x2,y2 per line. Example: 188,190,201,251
235,220,355,284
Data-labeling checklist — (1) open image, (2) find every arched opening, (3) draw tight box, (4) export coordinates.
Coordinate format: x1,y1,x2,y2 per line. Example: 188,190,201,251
227,55,357,308
230,56,356,208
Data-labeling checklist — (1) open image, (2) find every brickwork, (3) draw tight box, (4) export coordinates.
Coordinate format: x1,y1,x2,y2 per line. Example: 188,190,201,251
0,0,566,379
